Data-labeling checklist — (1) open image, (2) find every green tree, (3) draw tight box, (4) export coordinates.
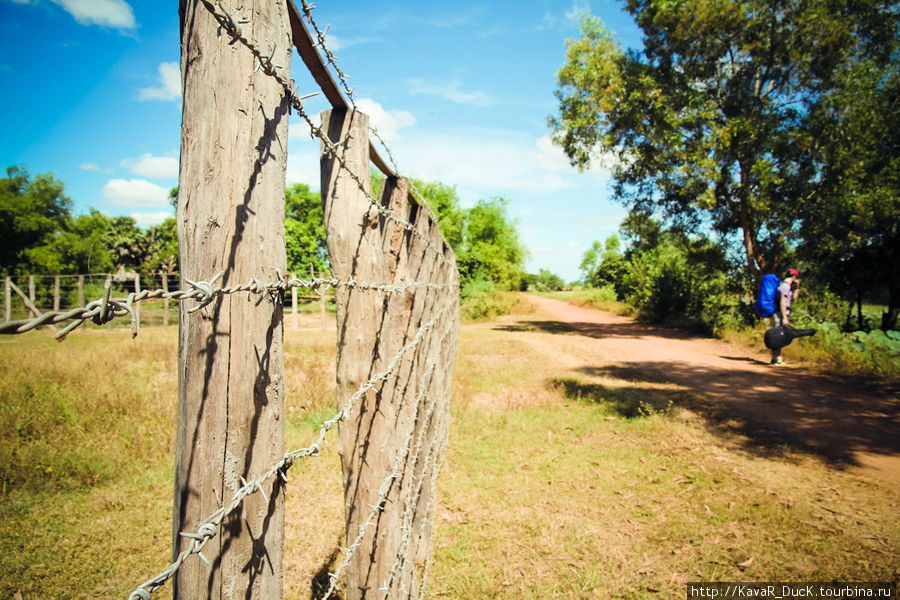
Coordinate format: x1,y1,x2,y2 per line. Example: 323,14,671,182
456,197,527,291
285,183,329,276
411,178,465,250
550,1,898,282
617,212,735,331
0,167,73,274
144,217,179,274
580,234,625,289
523,269,566,292
104,216,149,272
800,56,900,329
23,210,116,274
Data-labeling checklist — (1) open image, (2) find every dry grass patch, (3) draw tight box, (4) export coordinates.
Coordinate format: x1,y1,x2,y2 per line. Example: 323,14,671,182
429,319,899,599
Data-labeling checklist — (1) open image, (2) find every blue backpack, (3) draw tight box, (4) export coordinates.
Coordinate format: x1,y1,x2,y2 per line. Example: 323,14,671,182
753,273,780,318
753,273,781,317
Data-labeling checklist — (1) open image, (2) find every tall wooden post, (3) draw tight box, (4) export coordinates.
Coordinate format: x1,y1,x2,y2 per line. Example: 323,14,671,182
321,108,460,599
77,275,84,307
28,276,35,309
321,107,382,600
174,1,290,599
53,276,60,312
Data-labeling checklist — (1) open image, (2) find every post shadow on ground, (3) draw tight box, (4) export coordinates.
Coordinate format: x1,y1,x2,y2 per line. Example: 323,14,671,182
550,363,900,469
312,546,344,599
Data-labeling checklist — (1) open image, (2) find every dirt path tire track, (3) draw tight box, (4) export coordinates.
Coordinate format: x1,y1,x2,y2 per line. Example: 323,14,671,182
523,294,900,488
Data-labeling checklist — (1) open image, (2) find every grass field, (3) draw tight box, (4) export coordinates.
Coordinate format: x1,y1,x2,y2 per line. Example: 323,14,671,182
1,305,898,599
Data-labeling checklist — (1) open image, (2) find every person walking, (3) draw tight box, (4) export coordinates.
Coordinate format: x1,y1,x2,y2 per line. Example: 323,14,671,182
770,268,801,366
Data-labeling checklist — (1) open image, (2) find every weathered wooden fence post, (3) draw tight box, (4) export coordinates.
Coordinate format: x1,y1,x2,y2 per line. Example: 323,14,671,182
3,277,10,322
77,275,84,307
162,271,170,328
291,272,298,330
53,276,60,312
174,1,290,598
133,273,141,329
320,108,460,599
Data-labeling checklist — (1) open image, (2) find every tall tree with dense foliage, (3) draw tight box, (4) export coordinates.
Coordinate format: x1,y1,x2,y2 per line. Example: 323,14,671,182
455,197,527,291
1,167,73,274
411,178,464,250
285,183,329,276
550,0,898,282
580,234,626,289
799,50,900,329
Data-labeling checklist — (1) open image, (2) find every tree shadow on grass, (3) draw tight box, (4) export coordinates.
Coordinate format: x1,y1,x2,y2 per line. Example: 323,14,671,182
494,320,576,334
551,362,900,468
496,319,704,341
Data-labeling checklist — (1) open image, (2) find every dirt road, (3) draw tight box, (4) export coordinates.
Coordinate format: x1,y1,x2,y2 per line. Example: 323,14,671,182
522,294,900,488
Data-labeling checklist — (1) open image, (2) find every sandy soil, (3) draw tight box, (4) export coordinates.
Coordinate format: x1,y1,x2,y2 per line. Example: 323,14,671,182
521,294,900,489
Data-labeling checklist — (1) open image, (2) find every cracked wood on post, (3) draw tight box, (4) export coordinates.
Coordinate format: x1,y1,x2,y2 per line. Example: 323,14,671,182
175,1,289,598
320,108,460,599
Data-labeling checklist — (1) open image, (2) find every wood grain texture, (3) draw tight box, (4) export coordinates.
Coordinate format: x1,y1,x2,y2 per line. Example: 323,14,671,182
175,1,289,598
321,108,459,599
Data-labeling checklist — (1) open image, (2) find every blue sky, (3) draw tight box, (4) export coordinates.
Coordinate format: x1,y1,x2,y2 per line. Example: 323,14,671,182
1,0,643,282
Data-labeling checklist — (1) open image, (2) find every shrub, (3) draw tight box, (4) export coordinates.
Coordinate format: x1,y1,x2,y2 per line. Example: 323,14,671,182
460,279,523,321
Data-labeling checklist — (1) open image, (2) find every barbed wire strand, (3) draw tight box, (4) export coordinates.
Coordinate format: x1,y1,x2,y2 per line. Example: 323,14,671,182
377,363,445,599
298,0,355,105
197,0,452,267
318,361,437,600
0,272,455,340
126,299,454,600
385,392,449,599
296,0,438,217
296,0,420,204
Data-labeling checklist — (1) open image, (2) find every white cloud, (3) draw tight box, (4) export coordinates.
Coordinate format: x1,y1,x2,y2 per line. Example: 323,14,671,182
285,148,320,189
408,78,496,107
120,153,178,179
324,32,342,51
138,62,181,102
355,98,416,142
79,162,112,173
131,211,173,228
535,134,577,173
51,0,136,29
566,1,591,23
323,32,378,51
103,178,171,208
288,117,315,140
396,129,593,200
